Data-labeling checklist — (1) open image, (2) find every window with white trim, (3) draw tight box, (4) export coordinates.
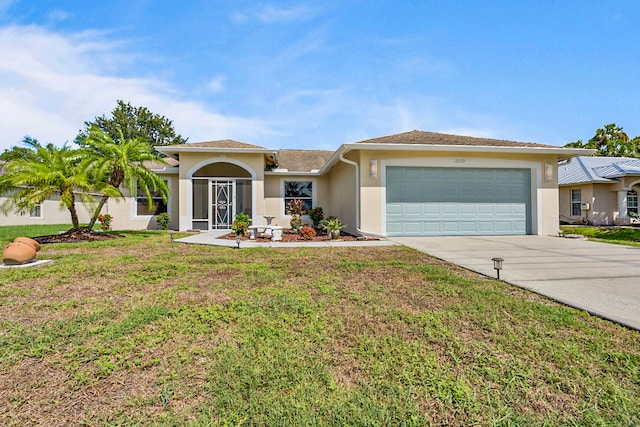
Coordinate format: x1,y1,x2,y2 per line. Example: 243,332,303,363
571,189,581,216
283,181,313,214
136,181,168,216
30,203,42,218
628,190,638,215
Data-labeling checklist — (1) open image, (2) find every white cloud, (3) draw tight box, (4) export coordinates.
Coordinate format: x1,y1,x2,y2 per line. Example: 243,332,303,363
232,4,317,25
256,4,316,23
206,75,226,93
0,24,275,150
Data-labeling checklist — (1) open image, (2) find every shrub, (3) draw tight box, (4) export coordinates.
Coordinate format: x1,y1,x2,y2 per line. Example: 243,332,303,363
235,212,252,226
307,207,324,229
156,212,170,230
300,225,316,240
98,214,113,231
232,221,248,236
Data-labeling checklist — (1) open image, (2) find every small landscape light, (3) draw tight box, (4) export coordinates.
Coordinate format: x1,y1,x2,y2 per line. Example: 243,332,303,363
491,257,504,280
170,231,175,243
235,234,241,249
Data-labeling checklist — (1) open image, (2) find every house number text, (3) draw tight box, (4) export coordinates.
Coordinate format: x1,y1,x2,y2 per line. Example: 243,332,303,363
455,158,466,164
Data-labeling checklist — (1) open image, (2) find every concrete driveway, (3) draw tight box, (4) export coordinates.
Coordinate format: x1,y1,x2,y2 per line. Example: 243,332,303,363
391,236,640,330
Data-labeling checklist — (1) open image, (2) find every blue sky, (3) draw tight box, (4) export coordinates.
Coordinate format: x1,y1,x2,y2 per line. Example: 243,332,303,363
0,1,639,152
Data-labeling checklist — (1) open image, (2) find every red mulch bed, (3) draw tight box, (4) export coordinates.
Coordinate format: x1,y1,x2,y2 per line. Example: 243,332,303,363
220,230,375,243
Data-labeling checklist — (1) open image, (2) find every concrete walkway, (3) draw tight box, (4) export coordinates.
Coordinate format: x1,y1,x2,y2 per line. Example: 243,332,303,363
391,236,640,330
175,231,397,249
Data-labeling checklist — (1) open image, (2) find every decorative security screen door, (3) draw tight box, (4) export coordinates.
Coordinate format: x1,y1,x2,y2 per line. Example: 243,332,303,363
211,180,234,229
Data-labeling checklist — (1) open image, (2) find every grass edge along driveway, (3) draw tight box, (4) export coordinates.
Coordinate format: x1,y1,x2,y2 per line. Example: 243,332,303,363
0,229,638,426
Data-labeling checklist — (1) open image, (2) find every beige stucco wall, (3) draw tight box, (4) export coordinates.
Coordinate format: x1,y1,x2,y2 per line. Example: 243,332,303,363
560,183,621,226
0,193,95,226
327,155,358,235
352,149,561,236
105,173,179,231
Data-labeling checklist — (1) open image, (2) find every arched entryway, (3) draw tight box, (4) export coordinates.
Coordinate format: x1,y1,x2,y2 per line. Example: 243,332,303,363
190,161,253,230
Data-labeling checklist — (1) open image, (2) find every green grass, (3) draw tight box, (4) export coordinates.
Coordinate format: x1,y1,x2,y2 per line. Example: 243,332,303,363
561,225,640,246
0,230,639,426
0,224,73,246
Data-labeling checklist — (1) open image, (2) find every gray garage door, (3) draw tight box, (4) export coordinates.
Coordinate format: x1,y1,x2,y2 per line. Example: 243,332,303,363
386,167,531,236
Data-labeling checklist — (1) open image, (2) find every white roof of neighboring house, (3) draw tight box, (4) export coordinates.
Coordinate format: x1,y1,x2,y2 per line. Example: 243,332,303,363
559,156,640,185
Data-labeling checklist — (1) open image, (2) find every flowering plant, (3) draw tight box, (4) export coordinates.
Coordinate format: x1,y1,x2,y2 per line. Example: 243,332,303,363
232,220,249,236
307,206,324,229
299,225,316,240
98,213,113,231
287,199,306,230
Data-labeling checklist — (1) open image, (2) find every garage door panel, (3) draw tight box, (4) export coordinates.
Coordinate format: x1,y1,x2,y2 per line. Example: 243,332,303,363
386,167,531,236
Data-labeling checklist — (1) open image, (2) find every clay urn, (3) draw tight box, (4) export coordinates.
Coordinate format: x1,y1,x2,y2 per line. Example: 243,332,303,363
13,237,41,252
3,241,37,265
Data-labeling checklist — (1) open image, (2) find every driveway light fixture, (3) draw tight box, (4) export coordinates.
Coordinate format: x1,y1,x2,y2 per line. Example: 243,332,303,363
492,257,504,280
235,234,241,249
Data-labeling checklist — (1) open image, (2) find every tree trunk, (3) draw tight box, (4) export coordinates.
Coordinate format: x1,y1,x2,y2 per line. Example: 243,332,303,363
68,199,81,231
87,194,110,231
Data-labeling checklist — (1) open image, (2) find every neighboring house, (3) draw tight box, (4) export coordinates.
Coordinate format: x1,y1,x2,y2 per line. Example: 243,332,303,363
0,158,180,230
558,156,640,225
156,130,586,236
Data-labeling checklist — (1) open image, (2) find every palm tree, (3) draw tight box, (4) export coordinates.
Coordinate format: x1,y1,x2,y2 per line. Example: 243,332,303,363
79,125,169,230
0,137,113,231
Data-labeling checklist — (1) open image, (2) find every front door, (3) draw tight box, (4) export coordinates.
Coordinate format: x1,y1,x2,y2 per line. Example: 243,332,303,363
211,180,233,229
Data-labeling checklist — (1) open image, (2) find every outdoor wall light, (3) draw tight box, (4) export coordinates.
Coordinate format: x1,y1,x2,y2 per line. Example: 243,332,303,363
369,159,378,179
492,257,504,280
544,163,554,182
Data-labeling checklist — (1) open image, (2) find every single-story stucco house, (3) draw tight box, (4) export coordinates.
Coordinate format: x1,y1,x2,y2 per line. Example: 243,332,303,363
558,156,640,225
1,130,590,236
154,130,587,236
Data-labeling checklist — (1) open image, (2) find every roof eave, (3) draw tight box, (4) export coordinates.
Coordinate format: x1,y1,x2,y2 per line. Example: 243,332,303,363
264,170,321,176
319,144,595,174
157,146,277,157
345,143,594,157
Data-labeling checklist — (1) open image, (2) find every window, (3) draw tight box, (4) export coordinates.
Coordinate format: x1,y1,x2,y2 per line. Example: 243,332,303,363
30,203,42,218
628,190,638,215
571,189,581,216
284,181,313,214
137,182,168,216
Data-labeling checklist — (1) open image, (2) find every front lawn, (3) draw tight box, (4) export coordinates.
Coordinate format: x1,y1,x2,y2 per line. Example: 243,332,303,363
561,225,640,247
0,231,638,426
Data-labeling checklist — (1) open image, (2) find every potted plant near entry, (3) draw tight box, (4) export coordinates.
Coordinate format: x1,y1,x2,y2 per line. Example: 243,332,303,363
321,217,345,240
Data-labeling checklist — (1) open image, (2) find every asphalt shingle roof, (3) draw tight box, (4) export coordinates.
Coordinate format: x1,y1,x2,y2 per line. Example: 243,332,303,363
169,140,268,150
275,149,334,172
354,130,556,148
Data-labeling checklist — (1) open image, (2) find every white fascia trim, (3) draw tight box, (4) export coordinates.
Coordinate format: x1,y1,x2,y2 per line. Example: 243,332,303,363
158,147,277,155
265,171,321,176
342,143,595,157
154,167,179,174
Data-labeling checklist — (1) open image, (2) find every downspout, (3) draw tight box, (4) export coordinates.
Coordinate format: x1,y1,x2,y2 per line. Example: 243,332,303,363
338,150,386,238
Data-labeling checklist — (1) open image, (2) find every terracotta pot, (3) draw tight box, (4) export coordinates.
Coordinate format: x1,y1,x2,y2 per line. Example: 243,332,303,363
14,237,41,252
3,241,37,265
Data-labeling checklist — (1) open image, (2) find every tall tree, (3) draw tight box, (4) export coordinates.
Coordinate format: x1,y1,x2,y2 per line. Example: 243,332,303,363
77,100,187,148
79,125,169,230
0,137,117,231
565,123,640,157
